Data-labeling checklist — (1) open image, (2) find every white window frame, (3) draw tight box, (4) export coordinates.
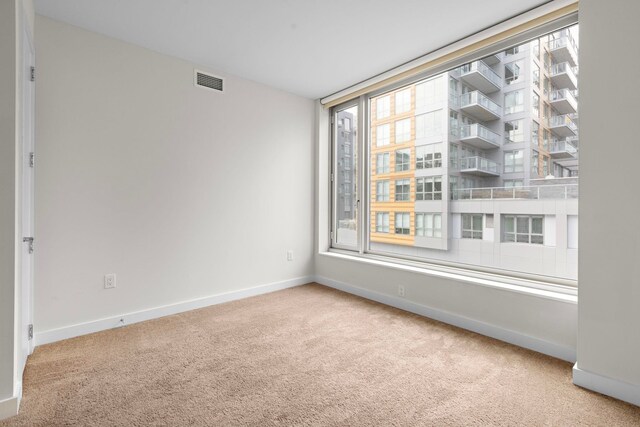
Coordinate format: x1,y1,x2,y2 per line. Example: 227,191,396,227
376,123,390,146
416,176,442,201
395,118,411,143
376,95,390,119
395,149,410,172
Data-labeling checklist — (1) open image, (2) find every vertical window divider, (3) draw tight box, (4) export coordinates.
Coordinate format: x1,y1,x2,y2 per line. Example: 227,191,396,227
360,95,369,255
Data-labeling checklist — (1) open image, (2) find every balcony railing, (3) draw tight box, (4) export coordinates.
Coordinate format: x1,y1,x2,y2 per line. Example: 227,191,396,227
550,140,578,155
459,91,502,117
452,184,579,200
550,89,577,104
549,114,578,133
548,36,578,66
459,123,501,146
459,156,499,174
457,60,502,89
550,62,578,78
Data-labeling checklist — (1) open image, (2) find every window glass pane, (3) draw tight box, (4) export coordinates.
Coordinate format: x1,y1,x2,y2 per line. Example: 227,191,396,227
334,105,357,247
363,24,579,281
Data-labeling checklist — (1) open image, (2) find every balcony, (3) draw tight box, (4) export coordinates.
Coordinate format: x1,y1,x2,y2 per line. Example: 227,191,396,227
549,89,578,114
452,184,578,200
458,123,501,149
457,60,502,93
459,91,502,121
481,52,503,66
549,114,578,137
549,140,578,159
550,62,578,91
548,36,578,67
459,156,500,177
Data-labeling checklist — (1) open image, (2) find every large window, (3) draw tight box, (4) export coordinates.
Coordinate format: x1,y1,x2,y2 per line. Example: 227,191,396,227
416,177,442,201
395,179,410,201
416,213,442,237
376,212,390,233
504,90,524,114
395,118,411,143
376,152,390,174
395,213,410,235
503,215,544,244
332,22,579,283
395,149,410,171
462,214,483,239
504,150,524,173
416,144,442,169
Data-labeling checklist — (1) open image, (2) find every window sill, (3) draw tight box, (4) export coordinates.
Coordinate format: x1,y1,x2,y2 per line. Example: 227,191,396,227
319,250,577,304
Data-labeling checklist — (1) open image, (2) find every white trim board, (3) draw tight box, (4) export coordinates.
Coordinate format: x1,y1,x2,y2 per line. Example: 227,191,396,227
573,364,640,407
0,394,19,421
35,276,314,346
314,275,576,363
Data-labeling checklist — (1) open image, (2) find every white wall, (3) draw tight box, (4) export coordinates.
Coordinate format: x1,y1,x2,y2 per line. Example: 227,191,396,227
1,0,34,418
34,16,315,335
576,0,640,395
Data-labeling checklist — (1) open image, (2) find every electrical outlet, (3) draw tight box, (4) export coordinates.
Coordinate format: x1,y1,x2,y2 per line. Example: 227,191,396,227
398,285,405,297
104,273,116,289
287,250,293,261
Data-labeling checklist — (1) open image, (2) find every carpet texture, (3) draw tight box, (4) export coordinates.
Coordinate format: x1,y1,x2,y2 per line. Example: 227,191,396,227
3,283,639,426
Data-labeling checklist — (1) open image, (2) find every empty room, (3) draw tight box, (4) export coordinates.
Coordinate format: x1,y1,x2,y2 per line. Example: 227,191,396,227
1,0,639,425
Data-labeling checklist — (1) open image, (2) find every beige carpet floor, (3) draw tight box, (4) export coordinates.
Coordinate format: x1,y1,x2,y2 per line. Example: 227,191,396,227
2,283,639,426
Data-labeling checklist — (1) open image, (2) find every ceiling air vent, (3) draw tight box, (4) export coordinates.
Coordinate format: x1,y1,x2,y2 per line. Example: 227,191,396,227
194,70,223,92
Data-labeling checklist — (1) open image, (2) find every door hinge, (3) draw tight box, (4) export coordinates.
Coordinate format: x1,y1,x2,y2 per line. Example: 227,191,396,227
30,66,35,82
28,324,33,340
23,237,34,254
29,152,35,168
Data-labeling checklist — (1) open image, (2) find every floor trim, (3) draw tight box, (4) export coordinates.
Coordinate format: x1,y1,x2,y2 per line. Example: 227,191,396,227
573,364,640,407
35,276,313,346
0,393,19,421
314,275,576,362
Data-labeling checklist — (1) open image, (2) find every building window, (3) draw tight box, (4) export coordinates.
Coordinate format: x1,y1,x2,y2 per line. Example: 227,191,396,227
533,64,540,88
504,90,524,114
543,129,550,150
376,152,390,174
395,179,410,201
416,144,442,169
416,213,442,237
376,123,390,146
505,60,524,85
532,92,540,117
531,120,539,145
343,117,351,132
416,176,442,200
395,213,410,235
504,45,522,56
504,179,524,188
395,118,411,143
462,214,483,239
532,39,540,57
504,120,524,143
415,76,444,109
415,110,442,138
532,150,539,175
504,150,524,173
376,95,390,119
376,212,389,233
543,157,549,176
449,144,458,168
395,149,410,171
395,89,411,114
376,180,390,201
503,215,544,244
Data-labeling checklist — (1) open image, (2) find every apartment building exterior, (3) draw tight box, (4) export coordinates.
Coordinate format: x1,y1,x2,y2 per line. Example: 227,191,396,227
368,26,579,280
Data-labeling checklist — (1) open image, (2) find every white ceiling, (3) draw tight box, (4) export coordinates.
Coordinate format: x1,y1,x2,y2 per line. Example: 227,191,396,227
35,0,548,99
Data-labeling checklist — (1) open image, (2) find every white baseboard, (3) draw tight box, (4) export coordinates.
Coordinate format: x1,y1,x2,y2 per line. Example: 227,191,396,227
314,275,576,363
0,393,19,421
35,276,314,346
573,364,640,407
